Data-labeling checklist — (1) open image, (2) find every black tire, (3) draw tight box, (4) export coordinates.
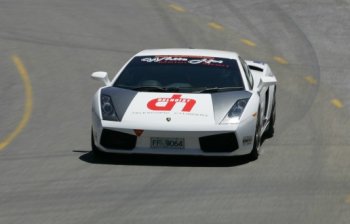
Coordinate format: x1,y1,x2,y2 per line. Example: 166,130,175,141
91,130,105,158
265,101,276,138
249,110,262,161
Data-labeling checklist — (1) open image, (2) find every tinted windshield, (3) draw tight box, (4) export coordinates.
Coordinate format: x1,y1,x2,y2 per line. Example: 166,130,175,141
114,55,244,93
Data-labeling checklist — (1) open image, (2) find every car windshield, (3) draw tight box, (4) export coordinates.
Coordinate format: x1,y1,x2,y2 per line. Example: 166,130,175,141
113,55,244,93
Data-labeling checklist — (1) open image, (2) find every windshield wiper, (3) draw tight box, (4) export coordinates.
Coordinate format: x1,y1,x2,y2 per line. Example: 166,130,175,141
117,85,186,92
131,86,167,92
198,86,244,93
132,86,188,92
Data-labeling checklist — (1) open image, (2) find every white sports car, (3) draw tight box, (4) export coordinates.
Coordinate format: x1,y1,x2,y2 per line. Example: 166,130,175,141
91,49,277,160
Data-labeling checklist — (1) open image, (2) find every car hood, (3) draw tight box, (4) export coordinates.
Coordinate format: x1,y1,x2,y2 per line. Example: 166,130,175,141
101,87,252,124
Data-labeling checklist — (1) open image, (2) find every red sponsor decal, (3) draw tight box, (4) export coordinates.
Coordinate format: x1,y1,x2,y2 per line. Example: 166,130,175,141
147,94,196,112
134,129,144,137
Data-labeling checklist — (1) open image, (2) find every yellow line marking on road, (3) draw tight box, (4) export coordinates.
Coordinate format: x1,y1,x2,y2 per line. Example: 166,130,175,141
273,56,288,65
169,4,186,12
346,195,350,204
331,98,344,109
304,76,318,85
240,38,256,47
0,55,33,151
208,22,224,30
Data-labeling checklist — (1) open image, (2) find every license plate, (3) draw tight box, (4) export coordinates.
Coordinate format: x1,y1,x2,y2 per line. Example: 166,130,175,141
150,137,185,149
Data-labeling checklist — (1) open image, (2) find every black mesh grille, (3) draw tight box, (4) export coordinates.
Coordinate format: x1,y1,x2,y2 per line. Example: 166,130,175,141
199,133,239,153
100,129,136,150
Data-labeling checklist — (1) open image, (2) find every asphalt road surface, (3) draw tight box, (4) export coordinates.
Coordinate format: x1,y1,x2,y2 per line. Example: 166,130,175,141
0,0,350,223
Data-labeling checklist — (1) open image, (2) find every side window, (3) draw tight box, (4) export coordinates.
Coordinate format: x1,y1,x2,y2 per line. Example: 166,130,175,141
246,65,254,89
239,57,253,90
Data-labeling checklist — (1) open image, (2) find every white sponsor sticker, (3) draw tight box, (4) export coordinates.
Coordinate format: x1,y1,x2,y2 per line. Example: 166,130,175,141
123,93,215,125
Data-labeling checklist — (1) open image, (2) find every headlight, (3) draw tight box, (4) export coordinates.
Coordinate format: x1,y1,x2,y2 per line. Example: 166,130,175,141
220,98,249,124
101,95,119,121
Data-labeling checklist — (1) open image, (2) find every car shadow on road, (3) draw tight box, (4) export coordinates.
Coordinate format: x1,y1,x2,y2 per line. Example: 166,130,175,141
79,152,252,167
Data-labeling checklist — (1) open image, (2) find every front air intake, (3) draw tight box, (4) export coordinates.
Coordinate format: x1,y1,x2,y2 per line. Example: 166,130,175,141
100,129,136,150
199,133,239,153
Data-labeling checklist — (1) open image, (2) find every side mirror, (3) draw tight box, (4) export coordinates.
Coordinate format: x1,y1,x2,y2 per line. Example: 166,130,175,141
257,76,277,91
91,71,111,86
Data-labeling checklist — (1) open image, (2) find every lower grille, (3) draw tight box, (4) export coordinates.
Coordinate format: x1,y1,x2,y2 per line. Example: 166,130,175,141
199,133,239,153
100,129,136,150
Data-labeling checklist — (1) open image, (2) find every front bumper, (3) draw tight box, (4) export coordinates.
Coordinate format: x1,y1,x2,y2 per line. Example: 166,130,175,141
92,114,256,157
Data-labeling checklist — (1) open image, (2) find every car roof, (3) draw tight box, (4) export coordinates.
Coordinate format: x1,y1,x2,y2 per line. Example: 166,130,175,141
135,48,240,60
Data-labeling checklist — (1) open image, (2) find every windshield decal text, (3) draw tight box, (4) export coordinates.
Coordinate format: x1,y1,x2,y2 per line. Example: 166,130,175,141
141,56,224,65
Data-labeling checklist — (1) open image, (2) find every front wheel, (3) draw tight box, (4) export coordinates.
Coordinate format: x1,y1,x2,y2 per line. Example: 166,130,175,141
249,111,262,161
265,101,276,138
91,129,106,158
